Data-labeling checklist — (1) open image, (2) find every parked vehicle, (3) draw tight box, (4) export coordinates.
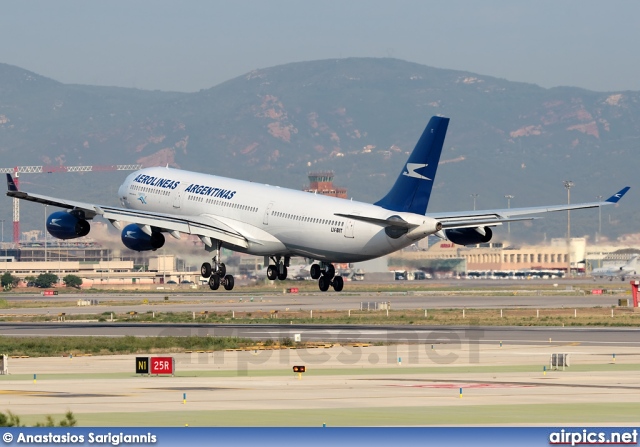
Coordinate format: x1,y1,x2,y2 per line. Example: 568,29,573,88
409,270,430,280
394,270,407,280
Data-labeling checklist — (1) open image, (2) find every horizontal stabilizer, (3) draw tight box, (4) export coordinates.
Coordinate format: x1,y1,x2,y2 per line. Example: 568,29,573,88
441,216,539,230
334,213,418,229
6,174,18,192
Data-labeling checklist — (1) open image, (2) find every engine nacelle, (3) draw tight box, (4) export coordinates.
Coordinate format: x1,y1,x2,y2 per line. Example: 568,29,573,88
445,227,493,246
121,224,165,251
46,211,90,240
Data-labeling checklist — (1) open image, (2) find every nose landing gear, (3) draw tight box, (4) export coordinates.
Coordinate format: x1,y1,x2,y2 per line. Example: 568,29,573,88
201,241,234,291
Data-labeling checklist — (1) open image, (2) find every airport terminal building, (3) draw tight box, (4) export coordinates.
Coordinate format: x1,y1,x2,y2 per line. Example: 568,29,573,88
389,237,640,276
0,241,196,287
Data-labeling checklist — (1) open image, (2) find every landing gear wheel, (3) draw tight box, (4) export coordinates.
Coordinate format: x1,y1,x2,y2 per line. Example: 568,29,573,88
217,263,226,278
323,264,335,279
332,276,344,292
223,275,235,291
208,275,220,290
277,266,288,281
318,276,330,292
310,264,321,280
267,265,278,280
201,262,212,278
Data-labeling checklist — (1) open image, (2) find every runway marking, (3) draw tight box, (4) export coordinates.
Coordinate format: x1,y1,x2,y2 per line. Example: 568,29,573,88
388,383,535,389
0,390,56,396
0,390,120,398
147,387,235,391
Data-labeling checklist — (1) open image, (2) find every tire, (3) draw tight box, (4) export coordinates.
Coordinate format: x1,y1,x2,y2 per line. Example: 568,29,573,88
310,264,321,280
208,275,220,290
332,276,344,292
318,276,330,292
218,263,226,277
223,275,234,291
277,266,288,281
267,265,278,280
201,262,212,278
323,263,335,279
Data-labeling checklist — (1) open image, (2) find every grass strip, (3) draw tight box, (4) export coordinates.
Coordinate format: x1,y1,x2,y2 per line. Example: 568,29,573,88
15,403,640,426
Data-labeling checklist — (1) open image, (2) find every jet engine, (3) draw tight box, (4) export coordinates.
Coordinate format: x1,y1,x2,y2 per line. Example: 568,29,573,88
121,224,165,251
46,211,90,240
445,227,493,246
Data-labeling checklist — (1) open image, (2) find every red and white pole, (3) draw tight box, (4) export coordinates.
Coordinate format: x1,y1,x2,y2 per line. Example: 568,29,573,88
630,281,639,308
12,169,19,244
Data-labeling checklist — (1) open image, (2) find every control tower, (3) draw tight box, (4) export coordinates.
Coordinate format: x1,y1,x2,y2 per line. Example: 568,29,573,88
304,172,347,198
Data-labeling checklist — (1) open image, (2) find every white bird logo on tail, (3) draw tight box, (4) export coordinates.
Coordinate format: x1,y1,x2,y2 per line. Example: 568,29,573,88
403,163,431,180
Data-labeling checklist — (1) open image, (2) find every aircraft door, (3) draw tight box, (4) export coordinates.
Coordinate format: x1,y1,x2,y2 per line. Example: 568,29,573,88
263,202,274,225
344,212,358,238
173,189,183,209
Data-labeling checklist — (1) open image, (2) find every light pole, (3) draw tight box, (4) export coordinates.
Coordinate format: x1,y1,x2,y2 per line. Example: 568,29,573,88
504,195,514,235
596,195,603,243
44,205,47,264
564,181,574,278
0,219,4,260
470,194,479,211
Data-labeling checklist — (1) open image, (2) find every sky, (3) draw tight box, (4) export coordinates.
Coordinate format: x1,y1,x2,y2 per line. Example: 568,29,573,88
1,1,639,93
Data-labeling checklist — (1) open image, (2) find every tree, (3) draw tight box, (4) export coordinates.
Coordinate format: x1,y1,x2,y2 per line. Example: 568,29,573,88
35,273,59,288
1,272,18,289
63,274,83,289
34,411,76,427
0,411,23,427
0,410,76,427
59,411,77,427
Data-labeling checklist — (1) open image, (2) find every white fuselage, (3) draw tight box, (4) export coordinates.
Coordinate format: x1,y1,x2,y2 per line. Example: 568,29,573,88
592,257,638,279
118,167,428,263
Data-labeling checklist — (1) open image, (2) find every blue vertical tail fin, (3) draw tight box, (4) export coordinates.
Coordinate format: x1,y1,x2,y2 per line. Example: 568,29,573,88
374,116,449,215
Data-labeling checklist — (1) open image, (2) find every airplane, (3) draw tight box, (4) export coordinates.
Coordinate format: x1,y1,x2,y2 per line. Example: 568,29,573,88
6,116,630,293
591,254,639,281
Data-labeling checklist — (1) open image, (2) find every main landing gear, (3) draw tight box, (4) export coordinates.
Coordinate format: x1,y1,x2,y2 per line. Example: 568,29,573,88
263,257,343,292
201,242,234,291
266,256,289,281
310,262,343,292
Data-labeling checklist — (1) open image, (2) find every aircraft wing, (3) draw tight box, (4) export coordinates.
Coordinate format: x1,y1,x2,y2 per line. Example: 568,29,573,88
6,174,249,249
429,187,630,230
97,205,249,249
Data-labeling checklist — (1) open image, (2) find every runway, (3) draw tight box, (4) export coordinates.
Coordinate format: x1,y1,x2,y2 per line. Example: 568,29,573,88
1,280,637,347
1,344,639,426
1,322,640,348
1,281,638,426
0,287,628,316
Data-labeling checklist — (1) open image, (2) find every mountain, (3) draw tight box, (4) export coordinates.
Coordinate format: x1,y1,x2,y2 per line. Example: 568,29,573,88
1,58,638,244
